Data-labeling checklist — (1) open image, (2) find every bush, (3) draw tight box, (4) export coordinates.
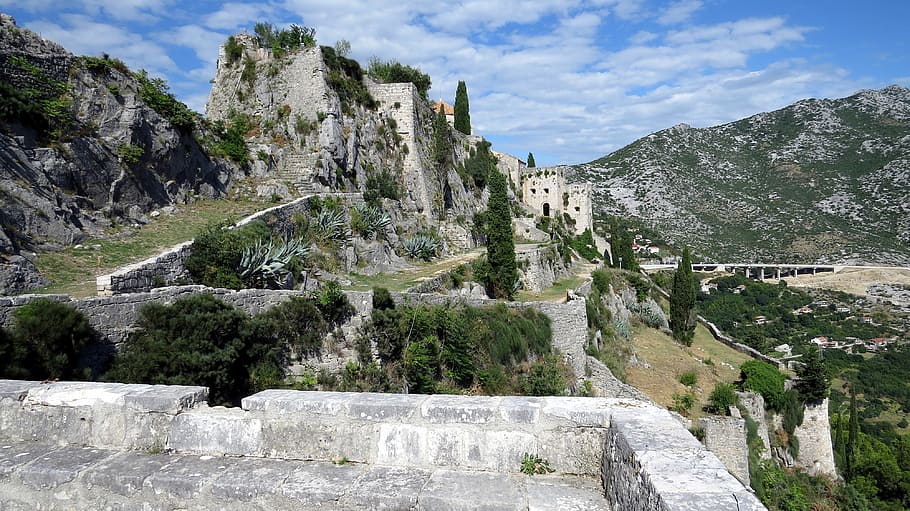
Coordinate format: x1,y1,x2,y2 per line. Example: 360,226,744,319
591,269,611,295
372,287,395,311
314,280,355,327
105,294,280,405
184,220,271,289
364,170,400,206
1,299,97,380
405,335,440,394
253,297,328,358
134,70,195,131
672,391,696,415
211,110,251,165
524,354,567,396
571,229,600,262
678,370,698,387
367,58,431,100
117,144,144,165
707,382,739,415
740,360,787,410
224,35,243,65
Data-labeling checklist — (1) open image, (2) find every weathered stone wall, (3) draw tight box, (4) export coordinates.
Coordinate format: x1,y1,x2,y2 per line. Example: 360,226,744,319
793,398,838,478
492,149,525,190
518,165,594,235
517,244,570,292
698,415,750,485
0,380,766,510
738,391,772,460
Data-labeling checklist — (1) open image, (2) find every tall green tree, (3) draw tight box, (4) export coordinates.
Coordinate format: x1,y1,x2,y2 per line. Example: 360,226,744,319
432,104,452,171
670,246,696,345
609,223,638,272
796,346,829,402
483,169,518,299
526,152,536,168
846,385,859,480
454,80,471,135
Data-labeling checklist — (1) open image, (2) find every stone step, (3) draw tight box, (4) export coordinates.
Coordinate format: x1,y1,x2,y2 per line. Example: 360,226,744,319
0,442,610,510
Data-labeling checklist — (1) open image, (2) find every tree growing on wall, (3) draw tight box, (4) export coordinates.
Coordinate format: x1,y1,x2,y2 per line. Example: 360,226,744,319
797,346,829,403
670,246,696,345
483,168,518,299
454,80,471,135
432,104,452,171
527,152,536,168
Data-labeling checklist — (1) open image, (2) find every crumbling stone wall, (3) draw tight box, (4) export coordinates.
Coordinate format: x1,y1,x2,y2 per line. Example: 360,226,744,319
698,415,750,485
793,398,838,478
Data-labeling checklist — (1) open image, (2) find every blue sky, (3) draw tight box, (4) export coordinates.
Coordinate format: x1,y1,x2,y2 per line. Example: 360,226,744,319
2,0,907,166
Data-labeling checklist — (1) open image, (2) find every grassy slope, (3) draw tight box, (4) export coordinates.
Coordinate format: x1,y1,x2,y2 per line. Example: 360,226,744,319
626,322,754,420
35,198,265,297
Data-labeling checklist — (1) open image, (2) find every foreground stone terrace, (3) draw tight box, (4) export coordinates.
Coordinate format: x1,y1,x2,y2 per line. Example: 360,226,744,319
0,380,765,510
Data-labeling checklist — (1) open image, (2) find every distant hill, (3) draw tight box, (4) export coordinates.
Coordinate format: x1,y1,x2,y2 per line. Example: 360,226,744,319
571,85,910,265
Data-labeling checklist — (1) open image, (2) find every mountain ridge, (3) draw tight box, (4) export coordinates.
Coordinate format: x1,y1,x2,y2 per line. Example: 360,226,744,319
571,85,910,265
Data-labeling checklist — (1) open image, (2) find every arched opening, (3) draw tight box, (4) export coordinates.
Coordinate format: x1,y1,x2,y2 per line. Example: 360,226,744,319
543,203,550,217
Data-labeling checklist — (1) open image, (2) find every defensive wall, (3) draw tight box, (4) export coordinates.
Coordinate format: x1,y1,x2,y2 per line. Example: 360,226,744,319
0,380,765,510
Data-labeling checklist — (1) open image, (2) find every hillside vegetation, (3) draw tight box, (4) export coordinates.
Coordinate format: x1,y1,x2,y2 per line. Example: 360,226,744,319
572,85,910,265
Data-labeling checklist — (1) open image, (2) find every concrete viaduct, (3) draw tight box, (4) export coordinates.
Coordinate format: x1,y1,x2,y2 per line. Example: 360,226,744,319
641,263,910,280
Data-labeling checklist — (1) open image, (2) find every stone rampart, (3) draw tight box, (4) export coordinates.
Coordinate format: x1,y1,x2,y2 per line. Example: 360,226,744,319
793,398,838,479
0,380,765,510
697,415,750,485
738,391,772,460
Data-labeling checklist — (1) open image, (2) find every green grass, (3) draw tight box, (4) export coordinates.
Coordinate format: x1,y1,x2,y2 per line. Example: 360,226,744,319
34,198,264,297
515,274,586,303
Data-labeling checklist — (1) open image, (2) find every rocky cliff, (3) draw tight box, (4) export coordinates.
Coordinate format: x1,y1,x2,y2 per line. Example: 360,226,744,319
572,85,910,265
0,14,243,294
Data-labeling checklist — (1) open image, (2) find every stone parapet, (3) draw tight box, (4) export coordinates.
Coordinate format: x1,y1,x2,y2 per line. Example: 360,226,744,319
0,380,765,510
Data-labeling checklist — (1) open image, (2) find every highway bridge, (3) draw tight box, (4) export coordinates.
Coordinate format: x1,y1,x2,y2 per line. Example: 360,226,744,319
640,263,910,280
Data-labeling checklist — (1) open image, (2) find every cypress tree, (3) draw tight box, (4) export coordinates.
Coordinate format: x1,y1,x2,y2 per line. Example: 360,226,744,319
609,223,638,271
432,104,452,169
454,80,471,135
484,169,517,299
670,246,696,345
846,385,859,480
796,346,829,402
527,152,536,168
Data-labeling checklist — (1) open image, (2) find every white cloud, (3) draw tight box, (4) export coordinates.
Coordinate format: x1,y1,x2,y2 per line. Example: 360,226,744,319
203,2,274,30
657,0,702,25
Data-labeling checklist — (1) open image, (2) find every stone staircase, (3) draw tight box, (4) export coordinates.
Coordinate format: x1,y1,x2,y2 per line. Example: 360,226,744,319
280,152,320,195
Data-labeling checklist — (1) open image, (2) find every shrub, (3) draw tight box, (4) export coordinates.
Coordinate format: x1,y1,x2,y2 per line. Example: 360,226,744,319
184,220,271,289
678,370,698,387
313,208,348,242
707,382,739,415
238,236,310,288
224,36,243,65
351,204,392,240
591,269,611,295
672,391,696,415
405,335,440,394
364,170,400,206
367,58,431,100
524,354,568,396
314,280,355,327
211,110,251,165
2,299,96,380
740,360,787,410
372,287,395,310
104,294,280,405
520,453,554,475
117,143,144,165
253,296,327,358
134,70,195,131
571,229,600,262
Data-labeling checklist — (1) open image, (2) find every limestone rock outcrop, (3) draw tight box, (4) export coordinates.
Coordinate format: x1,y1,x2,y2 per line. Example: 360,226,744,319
0,14,243,293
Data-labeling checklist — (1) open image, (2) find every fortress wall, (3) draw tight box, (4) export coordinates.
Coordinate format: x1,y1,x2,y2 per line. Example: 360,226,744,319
566,182,594,235
0,380,766,510
697,415,750,485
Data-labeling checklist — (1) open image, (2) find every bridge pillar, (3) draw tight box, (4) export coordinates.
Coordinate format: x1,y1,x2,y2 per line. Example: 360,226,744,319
812,267,817,275
775,268,781,279
758,268,764,281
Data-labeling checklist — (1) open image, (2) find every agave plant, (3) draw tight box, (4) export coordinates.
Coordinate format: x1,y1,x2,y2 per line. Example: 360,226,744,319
313,208,348,242
402,234,441,261
353,203,392,240
239,236,311,288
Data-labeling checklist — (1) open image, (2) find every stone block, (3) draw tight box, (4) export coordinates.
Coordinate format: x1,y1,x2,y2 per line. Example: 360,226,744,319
259,416,376,463
608,404,703,452
0,443,58,480
18,446,114,489
338,465,430,510
660,490,766,511
23,381,136,408
210,457,298,501
82,451,173,496
169,409,261,456
144,455,232,498
348,392,422,421
541,397,612,426
499,396,543,424
242,389,355,416
526,476,610,511
635,448,745,495
421,395,501,424
280,461,366,505
538,426,606,476
122,384,208,412
376,423,425,467
0,380,39,401
417,469,525,511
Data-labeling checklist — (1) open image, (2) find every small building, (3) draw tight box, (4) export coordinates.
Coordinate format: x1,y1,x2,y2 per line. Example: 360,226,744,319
433,100,456,127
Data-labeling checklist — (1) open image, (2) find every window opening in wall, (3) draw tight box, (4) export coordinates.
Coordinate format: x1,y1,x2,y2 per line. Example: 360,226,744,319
531,188,536,194
543,188,549,193
575,206,580,212
543,203,550,217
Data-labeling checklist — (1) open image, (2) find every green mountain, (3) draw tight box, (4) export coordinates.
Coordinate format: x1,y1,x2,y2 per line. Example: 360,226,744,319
571,85,910,265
